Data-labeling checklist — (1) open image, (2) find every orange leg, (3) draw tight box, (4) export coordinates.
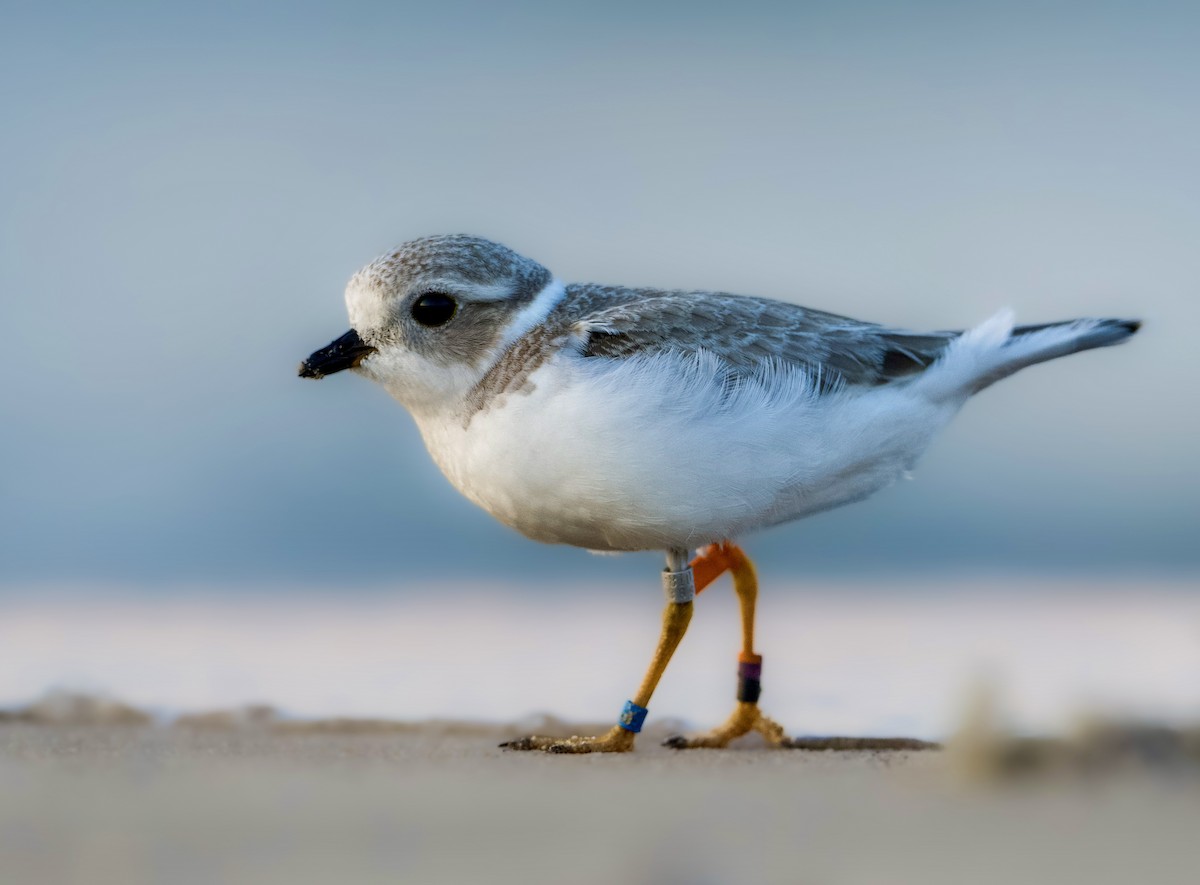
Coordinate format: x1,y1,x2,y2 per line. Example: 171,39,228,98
668,543,942,751
501,548,695,753
499,541,937,753
664,542,791,748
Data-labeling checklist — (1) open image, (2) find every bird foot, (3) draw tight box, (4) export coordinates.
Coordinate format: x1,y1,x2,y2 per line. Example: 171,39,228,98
500,725,636,754
663,702,791,749
663,704,941,750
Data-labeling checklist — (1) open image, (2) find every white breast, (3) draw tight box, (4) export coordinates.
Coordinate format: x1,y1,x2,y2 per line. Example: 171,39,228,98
414,347,962,552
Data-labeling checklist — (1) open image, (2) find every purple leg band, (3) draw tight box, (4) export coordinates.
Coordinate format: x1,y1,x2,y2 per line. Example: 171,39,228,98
737,660,762,681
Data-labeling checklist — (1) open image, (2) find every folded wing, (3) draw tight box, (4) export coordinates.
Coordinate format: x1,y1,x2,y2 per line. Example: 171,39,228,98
570,289,958,391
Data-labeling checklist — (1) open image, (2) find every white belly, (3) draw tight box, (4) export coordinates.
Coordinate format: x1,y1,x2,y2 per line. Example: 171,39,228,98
416,350,960,551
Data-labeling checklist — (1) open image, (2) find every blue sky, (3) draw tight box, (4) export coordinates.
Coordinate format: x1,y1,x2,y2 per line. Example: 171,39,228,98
1,1,1197,590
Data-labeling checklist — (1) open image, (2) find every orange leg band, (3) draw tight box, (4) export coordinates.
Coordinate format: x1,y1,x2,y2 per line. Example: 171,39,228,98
690,542,743,594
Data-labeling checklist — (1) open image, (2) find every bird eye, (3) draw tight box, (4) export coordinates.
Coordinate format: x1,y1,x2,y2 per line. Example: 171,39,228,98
411,292,457,327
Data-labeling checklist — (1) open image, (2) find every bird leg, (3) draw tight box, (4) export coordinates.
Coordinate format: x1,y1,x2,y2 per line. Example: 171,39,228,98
501,549,695,754
664,542,792,749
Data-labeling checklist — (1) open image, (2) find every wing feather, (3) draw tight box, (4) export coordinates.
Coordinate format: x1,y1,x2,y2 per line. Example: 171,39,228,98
568,288,957,388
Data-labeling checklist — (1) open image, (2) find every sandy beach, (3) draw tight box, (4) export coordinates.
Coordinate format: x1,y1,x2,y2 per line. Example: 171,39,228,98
2,713,1198,885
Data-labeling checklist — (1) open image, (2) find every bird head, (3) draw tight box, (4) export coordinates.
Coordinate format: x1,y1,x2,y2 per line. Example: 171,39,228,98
299,235,556,414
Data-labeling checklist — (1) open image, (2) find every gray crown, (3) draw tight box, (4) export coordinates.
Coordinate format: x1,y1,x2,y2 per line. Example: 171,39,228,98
351,234,551,303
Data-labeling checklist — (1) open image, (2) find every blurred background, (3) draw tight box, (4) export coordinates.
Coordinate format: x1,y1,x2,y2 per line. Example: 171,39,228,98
1,0,1197,736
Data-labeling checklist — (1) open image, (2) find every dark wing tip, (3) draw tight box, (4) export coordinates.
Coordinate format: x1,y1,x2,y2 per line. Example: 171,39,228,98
1092,318,1142,344
1012,317,1142,343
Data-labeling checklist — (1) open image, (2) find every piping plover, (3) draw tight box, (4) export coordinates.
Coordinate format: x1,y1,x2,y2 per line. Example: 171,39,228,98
300,234,1139,753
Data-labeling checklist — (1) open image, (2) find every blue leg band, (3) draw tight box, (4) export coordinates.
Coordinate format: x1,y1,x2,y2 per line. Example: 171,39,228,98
617,700,649,733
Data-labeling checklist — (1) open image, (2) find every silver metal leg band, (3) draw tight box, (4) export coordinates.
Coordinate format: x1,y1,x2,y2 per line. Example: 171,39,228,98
662,566,695,604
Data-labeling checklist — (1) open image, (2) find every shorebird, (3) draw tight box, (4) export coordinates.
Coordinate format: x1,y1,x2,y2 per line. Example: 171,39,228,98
300,234,1139,753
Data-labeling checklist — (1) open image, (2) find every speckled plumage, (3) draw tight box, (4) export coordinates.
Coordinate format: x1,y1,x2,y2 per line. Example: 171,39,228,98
351,234,552,304
466,283,960,418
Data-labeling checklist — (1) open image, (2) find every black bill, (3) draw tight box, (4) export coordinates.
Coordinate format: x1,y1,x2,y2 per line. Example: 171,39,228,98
298,329,377,379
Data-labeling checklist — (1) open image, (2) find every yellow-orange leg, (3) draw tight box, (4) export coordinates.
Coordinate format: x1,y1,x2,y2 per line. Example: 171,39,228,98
664,542,793,749
501,549,695,754
665,544,942,752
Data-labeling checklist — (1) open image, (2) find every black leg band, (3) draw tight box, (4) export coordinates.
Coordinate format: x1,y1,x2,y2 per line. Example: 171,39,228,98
737,657,762,704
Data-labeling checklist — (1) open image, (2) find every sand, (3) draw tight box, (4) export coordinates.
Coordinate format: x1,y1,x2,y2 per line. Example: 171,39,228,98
2,717,1197,885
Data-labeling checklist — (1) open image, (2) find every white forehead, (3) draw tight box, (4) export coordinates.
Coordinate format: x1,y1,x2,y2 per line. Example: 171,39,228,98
345,273,392,333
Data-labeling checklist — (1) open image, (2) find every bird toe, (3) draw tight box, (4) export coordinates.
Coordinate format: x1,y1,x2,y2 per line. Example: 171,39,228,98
499,736,539,751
